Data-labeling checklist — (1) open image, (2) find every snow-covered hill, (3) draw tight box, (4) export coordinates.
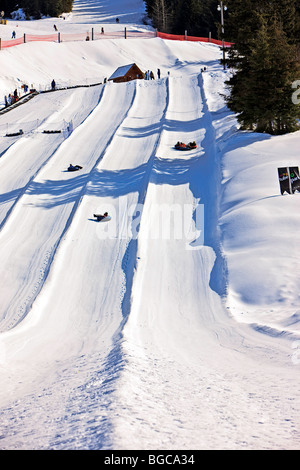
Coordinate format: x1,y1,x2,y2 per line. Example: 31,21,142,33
0,0,299,450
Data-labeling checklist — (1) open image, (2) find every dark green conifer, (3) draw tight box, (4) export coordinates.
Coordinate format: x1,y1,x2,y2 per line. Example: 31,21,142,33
0,0,73,18
225,1,300,135
144,0,220,38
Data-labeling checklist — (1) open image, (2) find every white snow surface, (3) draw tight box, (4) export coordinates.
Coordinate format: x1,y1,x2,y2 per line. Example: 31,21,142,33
0,0,299,450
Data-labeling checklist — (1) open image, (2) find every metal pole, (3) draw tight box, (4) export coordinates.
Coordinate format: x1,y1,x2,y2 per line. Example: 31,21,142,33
288,167,293,194
220,1,226,70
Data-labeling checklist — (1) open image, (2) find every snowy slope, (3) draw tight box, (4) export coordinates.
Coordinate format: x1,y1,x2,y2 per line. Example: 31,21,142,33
0,0,299,450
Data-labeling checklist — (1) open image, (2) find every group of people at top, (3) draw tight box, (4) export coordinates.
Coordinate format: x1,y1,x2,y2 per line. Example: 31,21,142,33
145,68,161,80
4,88,19,107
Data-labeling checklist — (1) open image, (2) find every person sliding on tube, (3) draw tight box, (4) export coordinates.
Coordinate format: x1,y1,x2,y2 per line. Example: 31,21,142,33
94,212,108,221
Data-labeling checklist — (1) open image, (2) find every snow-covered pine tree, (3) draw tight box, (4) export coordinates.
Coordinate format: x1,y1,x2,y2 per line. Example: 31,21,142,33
225,1,300,134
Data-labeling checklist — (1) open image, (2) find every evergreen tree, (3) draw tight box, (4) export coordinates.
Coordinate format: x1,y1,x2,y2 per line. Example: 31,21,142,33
225,0,298,45
150,0,172,32
0,0,73,18
172,0,218,36
144,0,220,37
225,11,300,134
295,1,300,56
0,0,17,15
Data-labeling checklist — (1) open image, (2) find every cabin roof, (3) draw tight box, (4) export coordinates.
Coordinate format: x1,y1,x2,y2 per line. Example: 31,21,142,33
109,63,136,80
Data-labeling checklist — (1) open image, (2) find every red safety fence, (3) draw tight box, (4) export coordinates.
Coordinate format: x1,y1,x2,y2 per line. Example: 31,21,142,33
0,29,232,50
0,37,24,48
126,31,156,39
26,33,59,42
157,31,233,47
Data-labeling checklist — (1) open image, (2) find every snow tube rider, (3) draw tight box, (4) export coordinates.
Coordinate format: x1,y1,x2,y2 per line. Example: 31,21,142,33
187,141,197,149
68,164,82,171
94,212,109,221
175,141,186,149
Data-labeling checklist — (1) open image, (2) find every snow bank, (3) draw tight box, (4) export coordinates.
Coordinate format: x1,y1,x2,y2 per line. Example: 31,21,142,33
202,68,300,337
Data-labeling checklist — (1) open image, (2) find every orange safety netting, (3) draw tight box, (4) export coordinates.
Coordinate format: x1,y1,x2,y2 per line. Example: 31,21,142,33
93,31,123,40
127,31,156,38
157,31,233,47
25,34,59,42
60,33,87,41
0,37,24,48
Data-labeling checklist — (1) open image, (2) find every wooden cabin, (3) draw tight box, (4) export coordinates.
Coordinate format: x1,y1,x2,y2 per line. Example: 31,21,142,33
108,63,144,83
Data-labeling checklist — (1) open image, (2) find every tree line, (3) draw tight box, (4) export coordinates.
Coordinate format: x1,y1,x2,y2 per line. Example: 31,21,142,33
0,0,73,18
143,0,221,38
